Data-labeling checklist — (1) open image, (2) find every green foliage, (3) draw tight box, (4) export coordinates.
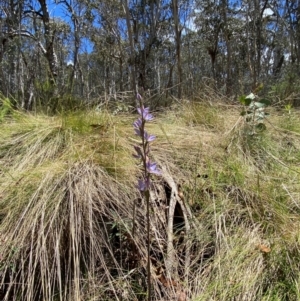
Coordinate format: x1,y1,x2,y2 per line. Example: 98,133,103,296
218,159,245,186
0,97,13,121
280,104,300,133
284,103,293,115
35,79,55,106
111,101,134,115
239,92,271,136
182,102,224,130
34,77,86,114
35,81,84,114
269,73,300,106
50,94,85,113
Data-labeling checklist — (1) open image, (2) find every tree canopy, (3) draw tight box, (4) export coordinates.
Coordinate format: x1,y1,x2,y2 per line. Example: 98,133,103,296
1,0,300,109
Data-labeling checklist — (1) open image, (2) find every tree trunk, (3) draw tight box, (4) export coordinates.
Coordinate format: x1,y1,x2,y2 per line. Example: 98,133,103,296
38,0,59,93
222,0,232,95
123,0,137,98
172,0,182,99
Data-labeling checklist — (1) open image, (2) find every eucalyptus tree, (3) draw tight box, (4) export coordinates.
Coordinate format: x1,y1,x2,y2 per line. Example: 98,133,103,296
131,0,166,91
167,0,191,98
0,0,64,108
84,0,175,102
285,0,300,69
0,0,27,99
57,0,87,97
84,0,129,100
171,0,182,98
193,0,223,83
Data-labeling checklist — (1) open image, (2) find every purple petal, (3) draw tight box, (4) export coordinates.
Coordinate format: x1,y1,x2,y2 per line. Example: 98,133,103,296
144,132,156,142
143,107,150,114
133,145,143,159
137,106,147,115
144,113,154,121
146,161,161,175
133,118,142,129
137,178,150,191
137,93,142,101
134,128,141,136
137,106,151,120
137,179,146,191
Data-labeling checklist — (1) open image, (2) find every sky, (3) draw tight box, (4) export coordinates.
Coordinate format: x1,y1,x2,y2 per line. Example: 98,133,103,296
47,1,67,20
45,0,281,60
47,0,94,55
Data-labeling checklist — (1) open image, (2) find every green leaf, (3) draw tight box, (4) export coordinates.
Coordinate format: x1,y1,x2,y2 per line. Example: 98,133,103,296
240,110,247,116
254,102,266,108
239,95,252,106
244,98,253,106
256,123,267,131
259,99,271,106
246,93,256,100
257,112,265,118
239,95,246,105
249,102,255,109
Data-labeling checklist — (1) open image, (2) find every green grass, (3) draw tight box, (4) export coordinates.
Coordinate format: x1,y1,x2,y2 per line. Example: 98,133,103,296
0,98,300,300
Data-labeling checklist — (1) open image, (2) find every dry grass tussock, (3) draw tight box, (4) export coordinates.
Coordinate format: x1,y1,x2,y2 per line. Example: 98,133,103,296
0,101,300,300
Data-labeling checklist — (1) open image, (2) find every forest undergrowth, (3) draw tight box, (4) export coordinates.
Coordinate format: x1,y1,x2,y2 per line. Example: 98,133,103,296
0,95,300,301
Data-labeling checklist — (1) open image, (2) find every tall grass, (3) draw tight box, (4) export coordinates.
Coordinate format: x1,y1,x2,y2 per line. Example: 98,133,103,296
0,99,299,300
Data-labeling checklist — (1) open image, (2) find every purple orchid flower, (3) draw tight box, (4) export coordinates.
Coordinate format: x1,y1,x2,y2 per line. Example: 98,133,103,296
134,127,141,136
144,131,156,142
133,145,143,159
134,93,159,301
133,93,160,192
137,93,143,102
146,160,161,175
137,107,154,121
133,118,143,129
137,178,150,191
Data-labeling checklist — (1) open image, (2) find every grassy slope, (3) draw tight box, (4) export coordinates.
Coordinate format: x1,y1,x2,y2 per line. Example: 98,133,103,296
0,99,300,301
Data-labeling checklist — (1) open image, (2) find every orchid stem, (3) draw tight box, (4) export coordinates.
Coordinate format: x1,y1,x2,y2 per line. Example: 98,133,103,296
133,93,160,301
145,189,151,301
